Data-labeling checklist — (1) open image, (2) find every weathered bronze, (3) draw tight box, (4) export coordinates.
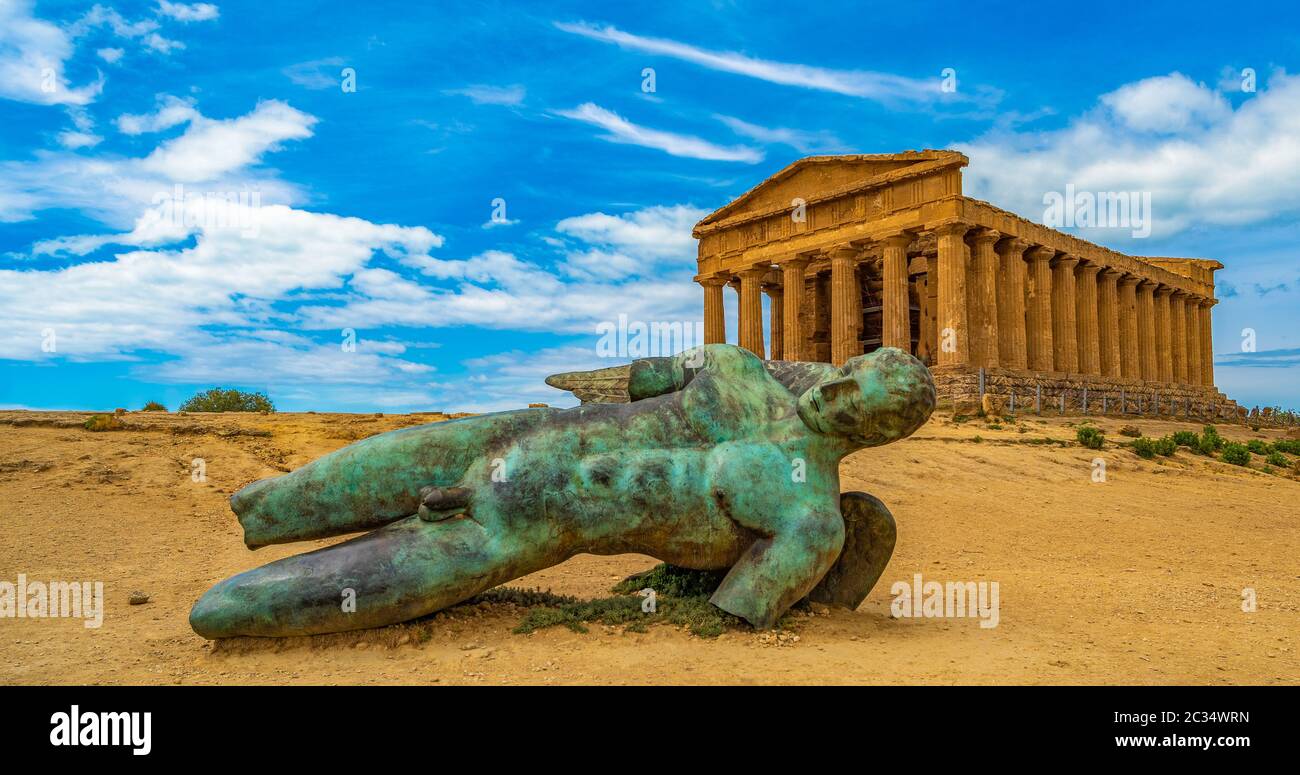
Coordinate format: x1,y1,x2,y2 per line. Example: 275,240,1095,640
189,344,933,638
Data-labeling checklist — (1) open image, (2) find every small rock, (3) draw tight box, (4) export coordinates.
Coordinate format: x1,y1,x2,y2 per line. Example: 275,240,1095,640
128,591,150,605
981,394,1006,417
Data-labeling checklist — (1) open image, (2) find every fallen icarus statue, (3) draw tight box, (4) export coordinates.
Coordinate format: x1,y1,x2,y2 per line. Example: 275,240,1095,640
189,344,934,638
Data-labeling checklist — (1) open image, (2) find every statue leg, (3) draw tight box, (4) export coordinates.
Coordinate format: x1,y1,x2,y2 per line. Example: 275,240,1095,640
806,492,896,610
190,514,551,638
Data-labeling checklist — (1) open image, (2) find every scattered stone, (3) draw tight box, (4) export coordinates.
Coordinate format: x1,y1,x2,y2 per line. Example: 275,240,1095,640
981,394,1006,417
128,591,150,605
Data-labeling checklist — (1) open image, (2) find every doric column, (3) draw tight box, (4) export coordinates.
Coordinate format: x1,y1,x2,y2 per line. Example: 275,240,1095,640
1118,275,1141,379
1154,286,1174,383
880,233,912,352
701,275,728,344
933,223,971,367
1136,281,1158,382
1074,262,1102,375
763,282,784,360
780,257,809,361
1025,246,1055,372
1170,291,1188,385
1097,269,1122,378
967,228,1001,369
995,237,1029,370
829,247,860,365
737,265,768,359
1185,295,1203,386
1199,299,1216,387
1051,254,1080,373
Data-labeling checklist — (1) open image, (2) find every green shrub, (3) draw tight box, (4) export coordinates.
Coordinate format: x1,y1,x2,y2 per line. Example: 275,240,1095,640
1220,443,1250,466
1131,437,1158,459
1171,430,1199,447
1266,451,1289,468
1202,425,1225,451
1246,439,1270,455
178,388,275,413
1273,439,1300,455
1076,426,1104,450
1154,436,1178,456
141,400,167,412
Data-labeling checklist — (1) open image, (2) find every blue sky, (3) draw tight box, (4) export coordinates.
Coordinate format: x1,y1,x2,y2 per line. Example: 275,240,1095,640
1,0,1297,412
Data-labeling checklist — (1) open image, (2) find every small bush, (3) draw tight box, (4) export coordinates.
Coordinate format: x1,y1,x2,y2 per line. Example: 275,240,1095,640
141,401,167,412
1202,425,1225,451
1220,443,1251,466
1265,451,1289,468
1154,436,1178,457
1246,439,1270,455
178,388,274,413
1076,426,1104,450
83,414,124,432
1131,437,1158,459
1171,430,1199,447
1273,439,1300,455
1118,425,1142,438
1195,435,1219,456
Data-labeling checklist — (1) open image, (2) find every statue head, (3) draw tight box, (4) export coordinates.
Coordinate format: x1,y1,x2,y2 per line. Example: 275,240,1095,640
796,347,935,448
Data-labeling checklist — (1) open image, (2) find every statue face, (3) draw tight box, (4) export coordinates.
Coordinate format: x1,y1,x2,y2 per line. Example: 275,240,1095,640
796,348,935,447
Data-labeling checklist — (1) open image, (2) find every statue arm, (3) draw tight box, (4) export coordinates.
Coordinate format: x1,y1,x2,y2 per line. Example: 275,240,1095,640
708,505,846,629
545,346,839,403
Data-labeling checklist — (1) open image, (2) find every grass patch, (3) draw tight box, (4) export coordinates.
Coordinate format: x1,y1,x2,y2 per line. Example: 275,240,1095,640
1076,426,1104,450
513,564,759,638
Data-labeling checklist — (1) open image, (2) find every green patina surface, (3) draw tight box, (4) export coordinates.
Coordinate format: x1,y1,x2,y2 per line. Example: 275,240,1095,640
190,344,934,638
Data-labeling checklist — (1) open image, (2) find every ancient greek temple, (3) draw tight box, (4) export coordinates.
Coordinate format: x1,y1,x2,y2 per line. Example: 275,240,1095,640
694,151,1237,414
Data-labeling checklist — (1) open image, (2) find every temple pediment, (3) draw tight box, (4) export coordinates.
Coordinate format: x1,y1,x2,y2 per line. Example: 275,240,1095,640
694,150,967,236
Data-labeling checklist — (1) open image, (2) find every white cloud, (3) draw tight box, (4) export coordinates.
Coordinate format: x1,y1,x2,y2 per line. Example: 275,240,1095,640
556,204,705,264
1,98,315,226
156,1,219,22
0,0,104,105
445,83,526,106
1100,72,1230,133
283,57,346,90
96,47,125,64
959,71,1300,239
555,20,952,105
555,102,762,163
138,99,317,181
57,130,103,149
715,114,846,153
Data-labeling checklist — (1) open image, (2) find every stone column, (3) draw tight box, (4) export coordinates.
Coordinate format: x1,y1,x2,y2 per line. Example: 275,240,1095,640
1051,254,1080,373
1185,295,1203,387
1118,275,1140,380
701,275,727,344
933,223,971,367
967,228,1001,369
1199,299,1216,387
1154,286,1174,383
995,238,1029,370
1170,292,1188,385
1136,281,1158,382
763,282,784,360
737,265,768,359
1025,246,1055,372
1097,269,1122,378
829,247,860,365
1075,262,1102,375
880,233,912,351
780,257,809,361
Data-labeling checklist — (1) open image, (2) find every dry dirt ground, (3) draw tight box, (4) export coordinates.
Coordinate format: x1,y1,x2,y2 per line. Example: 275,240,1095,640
1,408,1297,685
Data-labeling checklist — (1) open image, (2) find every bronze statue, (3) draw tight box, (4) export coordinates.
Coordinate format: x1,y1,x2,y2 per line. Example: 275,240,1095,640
190,344,934,638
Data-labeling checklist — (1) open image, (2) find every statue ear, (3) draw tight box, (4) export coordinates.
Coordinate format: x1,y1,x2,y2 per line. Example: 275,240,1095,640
817,377,859,406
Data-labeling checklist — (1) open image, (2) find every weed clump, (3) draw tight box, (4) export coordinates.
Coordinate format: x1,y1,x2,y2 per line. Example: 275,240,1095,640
1076,426,1104,450
1220,443,1251,466
83,414,124,432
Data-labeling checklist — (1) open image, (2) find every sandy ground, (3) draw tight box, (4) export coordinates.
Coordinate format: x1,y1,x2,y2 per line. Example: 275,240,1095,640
1,407,1297,685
